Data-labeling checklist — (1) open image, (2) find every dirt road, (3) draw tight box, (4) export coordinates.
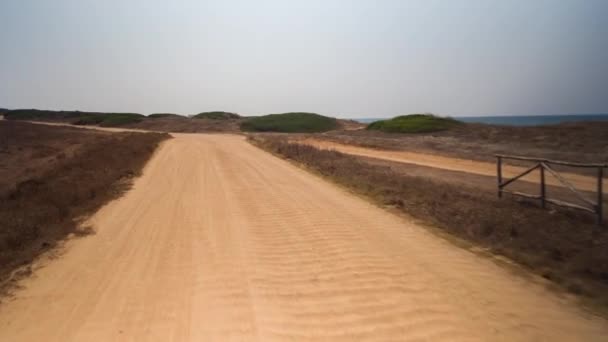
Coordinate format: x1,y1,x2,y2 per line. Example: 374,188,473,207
1,133,607,341
303,139,601,193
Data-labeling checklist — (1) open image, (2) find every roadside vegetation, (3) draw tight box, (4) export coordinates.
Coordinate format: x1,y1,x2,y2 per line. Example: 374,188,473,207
250,135,608,310
241,112,338,133
193,111,240,120
367,114,462,133
0,121,169,286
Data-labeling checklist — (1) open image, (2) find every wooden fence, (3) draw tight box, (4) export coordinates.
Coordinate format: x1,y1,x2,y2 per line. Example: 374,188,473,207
496,154,606,225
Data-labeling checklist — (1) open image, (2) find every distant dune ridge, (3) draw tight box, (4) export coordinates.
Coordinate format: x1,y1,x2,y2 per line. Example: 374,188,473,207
5,108,608,137
4,109,346,133
358,113,608,126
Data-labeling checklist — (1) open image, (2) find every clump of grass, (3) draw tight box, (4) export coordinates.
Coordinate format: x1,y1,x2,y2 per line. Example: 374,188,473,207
193,111,240,120
240,112,338,133
367,114,462,133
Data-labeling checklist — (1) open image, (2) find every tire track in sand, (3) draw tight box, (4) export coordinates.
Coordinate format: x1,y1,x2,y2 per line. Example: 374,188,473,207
0,133,606,341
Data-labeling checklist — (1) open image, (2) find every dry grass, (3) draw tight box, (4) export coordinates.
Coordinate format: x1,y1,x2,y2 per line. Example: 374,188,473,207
0,121,169,283
250,135,608,309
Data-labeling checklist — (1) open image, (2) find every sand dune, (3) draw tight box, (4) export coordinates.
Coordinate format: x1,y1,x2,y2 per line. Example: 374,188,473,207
0,133,606,341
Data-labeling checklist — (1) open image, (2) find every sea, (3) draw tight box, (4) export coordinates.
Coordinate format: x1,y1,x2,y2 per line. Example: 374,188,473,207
353,114,608,126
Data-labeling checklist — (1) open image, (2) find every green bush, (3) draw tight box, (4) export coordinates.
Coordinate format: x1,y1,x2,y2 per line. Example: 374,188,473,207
240,112,338,133
71,113,143,126
148,113,183,119
193,111,240,120
366,114,462,133
99,114,144,127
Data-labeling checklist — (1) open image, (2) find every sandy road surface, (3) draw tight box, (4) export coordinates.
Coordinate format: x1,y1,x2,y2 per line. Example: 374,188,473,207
303,139,602,193
1,133,607,341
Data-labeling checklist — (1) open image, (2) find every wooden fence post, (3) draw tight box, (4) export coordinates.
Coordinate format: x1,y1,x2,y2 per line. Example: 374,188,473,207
497,156,502,198
598,167,604,225
540,164,546,208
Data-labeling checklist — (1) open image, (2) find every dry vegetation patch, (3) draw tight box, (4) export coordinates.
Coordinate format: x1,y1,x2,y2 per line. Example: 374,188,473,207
127,116,242,133
250,135,608,309
0,121,169,285
320,121,608,165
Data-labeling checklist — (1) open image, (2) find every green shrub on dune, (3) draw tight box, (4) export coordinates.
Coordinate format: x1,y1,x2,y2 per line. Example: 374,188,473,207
240,112,338,133
193,111,240,120
98,113,144,126
367,114,462,133
148,113,184,119
72,113,144,127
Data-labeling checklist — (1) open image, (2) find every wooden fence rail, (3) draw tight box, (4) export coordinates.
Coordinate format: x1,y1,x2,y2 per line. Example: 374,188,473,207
496,154,606,225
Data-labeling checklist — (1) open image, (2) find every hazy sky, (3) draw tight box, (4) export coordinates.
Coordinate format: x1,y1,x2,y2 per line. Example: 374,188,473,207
1,0,607,118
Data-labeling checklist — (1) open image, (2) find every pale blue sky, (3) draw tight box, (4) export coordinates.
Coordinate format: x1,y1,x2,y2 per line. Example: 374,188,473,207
1,0,607,117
